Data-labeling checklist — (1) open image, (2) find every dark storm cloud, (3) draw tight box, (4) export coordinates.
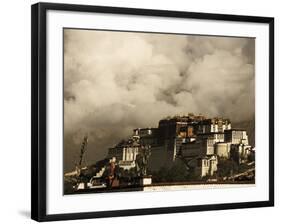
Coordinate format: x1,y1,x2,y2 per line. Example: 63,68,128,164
63,29,255,171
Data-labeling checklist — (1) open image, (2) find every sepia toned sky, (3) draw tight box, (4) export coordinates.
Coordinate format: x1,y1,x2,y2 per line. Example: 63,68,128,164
63,29,255,172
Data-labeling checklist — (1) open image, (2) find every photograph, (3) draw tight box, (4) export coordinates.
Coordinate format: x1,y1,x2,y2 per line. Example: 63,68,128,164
63,29,256,194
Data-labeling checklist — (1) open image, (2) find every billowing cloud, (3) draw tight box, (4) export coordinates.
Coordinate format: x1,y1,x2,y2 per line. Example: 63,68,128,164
63,29,255,171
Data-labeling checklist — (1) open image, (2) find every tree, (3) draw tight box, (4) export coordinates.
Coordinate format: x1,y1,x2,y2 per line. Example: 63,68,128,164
217,158,238,178
150,162,189,183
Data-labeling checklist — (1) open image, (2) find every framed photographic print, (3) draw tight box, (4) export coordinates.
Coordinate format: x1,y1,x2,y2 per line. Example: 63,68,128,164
31,2,274,222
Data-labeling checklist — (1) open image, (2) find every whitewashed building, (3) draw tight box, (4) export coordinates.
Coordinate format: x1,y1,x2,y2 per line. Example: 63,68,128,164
197,118,231,134
224,129,249,145
107,136,140,170
214,142,232,158
195,155,218,177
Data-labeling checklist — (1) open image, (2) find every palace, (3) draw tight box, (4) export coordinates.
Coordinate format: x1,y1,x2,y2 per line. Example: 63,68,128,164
107,114,253,178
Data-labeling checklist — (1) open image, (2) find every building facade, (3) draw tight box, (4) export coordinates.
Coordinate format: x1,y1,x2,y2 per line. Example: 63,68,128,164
107,114,252,178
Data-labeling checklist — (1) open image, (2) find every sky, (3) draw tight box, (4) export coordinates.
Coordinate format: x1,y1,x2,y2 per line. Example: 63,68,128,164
63,29,255,172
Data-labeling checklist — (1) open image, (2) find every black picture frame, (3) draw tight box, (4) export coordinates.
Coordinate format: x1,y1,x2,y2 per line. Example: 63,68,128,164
31,2,274,222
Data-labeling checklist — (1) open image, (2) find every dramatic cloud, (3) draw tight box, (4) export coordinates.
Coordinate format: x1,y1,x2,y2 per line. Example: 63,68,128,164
63,29,255,171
